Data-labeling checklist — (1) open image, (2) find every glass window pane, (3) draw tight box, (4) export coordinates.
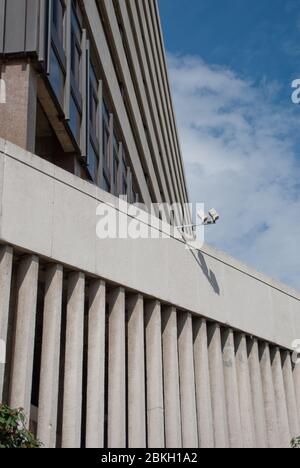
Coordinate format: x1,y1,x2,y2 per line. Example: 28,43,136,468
113,135,119,190
69,95,81,143
88,141,99,182
71,5,82,42
71,7,82,89
90,92,97,129
49,47,65,105
102,174,111,193
71,41,81,87
52,0,64,44
90,63,98,92
102,127,110,169
121,157,128,195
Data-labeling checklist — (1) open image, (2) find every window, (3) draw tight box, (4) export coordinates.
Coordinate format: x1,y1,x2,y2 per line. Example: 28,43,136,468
69,95,81,143
71,5,82,90
49,0,66,107
132,183,140,204
89,64,98,137
68,2,82,145
112,133,119,194
52,0,65,44
88,141,98,183
49,47,65,105
121,155,128,197
87,62,100,183
102,101,111,192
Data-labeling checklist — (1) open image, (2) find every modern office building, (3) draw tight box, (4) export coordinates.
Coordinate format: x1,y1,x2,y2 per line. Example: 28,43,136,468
0,0,299,449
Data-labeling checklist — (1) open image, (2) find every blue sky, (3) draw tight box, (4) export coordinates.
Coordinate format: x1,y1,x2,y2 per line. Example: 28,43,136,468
159,0,300,290
159,0,300,100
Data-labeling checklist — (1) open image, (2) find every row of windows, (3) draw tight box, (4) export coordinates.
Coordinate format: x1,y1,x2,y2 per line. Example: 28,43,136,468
47,0,140,203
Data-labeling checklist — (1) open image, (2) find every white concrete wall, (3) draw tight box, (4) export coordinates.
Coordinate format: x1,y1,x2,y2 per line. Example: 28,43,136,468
0,139,299,350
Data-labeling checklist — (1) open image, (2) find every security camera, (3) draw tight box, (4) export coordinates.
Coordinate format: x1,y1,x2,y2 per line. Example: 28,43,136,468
176,208,219,232
197,210,208,224
209,209,220,223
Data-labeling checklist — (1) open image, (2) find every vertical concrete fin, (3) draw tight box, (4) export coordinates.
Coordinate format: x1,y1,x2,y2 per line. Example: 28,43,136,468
86,280,106,448
207,323,229,448
222,329,243,448
259,343,280,448
107,287,126,448
145,300,165,448
37,264,63,448
62,272,85,448
247,338,268,448
235,333,256,448
127,293,146,448
10,255,39,424
193,318,214,448
270,347,291,447
0,246,13,400
178,313,198,448
293,359,300,427
282,351,300,439
162,306,182,448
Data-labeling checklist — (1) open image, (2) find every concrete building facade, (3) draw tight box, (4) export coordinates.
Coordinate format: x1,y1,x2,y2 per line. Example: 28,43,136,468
0,0,300,448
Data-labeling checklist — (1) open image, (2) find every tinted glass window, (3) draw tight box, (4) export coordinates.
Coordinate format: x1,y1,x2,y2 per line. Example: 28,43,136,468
52,0,64,45
70,95,81,144
71,7,82,88
49,47,65,105
88,141,99,182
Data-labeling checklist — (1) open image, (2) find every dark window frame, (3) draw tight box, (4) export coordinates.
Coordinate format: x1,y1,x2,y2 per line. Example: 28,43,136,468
48,0,66,106
70,4,82,101
87,61,100,183
102,101,111,191
121,155,128,197
51,0,66,61
112,133,119,194
68,2,83,145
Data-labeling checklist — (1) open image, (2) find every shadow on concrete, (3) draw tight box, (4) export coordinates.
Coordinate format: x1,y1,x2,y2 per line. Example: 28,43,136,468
194,250,221,296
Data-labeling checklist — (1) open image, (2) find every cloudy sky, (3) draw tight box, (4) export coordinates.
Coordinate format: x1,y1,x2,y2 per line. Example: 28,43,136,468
159,0,300,291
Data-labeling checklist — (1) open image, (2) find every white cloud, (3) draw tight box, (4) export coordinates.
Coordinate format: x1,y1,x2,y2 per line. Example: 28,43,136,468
168,53,300,290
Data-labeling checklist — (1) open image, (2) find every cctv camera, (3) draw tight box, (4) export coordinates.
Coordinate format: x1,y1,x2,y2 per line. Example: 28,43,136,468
197,210,208,224
209,209,220,223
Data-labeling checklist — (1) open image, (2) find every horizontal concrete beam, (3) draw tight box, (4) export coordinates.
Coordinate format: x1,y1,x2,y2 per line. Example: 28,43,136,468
0,139,300,350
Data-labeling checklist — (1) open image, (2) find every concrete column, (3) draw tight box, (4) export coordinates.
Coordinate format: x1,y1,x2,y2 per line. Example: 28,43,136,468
127,294,146,448
282,351,300,439
235,333,256,448
86,280,106,448
10,255,39,423
62,272,85,448
107,287,126,448
222,329,243,448
271,347,291,448
293,359,300,425
178,313,198,448
207,323,229,448
0,60,37,152
193,318,214,448
259,343,280,448
162,306,182,448
0,246,13,400
247,338,268,448
145,300,165,448
37,264,63,448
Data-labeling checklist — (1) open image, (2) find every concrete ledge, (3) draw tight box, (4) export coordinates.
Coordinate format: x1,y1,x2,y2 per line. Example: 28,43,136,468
0,138,299,349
